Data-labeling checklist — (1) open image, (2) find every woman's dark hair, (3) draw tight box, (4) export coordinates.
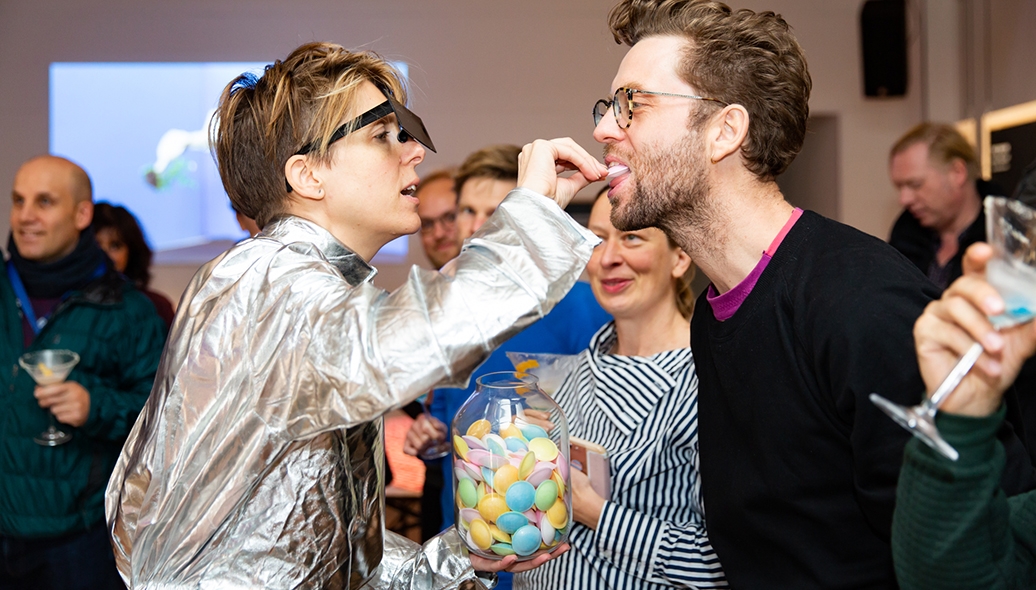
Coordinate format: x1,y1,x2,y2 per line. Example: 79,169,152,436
92,202,153,289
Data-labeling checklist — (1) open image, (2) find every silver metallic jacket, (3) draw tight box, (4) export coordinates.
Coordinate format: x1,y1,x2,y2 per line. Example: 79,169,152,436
105,189,597,589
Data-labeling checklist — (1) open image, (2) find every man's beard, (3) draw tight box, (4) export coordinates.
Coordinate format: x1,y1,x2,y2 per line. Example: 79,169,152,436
607,132,711,238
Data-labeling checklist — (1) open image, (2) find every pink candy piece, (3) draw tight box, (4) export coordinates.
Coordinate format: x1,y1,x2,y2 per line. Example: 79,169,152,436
462,435,487,451
556,453,569,480
524,508,540,525
467,449,508,469
526,463,555,487
460,508,481,524
461,461,483,482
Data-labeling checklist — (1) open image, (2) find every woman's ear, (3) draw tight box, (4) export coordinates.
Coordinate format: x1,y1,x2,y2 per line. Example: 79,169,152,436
671,248,692,280
284,155,325,201
707,104,750,164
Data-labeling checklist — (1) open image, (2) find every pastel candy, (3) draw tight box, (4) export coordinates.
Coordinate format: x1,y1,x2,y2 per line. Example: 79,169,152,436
467,450,507,469
489,524,512,543
476,482,487,503
466,419,492,439
490,543,516,556
546,498,568,529
478,493,509,523
539,514,556,545
462,435,487,451
459,508,480,525
493,464,519,494
461,461,483,482
485,434,508,456
551,470,566,498
458,479,477,508
453,436,470,461
518,452,536,479
535,480,558,511
511,524,541,556
500,423,525,440
528,438,559,462
455,459,474,482
526,463,555,487
505,437,528,452
505,481,535,513
470,518,493,550
524,508,540,525
519,424,549,440
497,511,529,534
556,453,569,480
481,467,495,490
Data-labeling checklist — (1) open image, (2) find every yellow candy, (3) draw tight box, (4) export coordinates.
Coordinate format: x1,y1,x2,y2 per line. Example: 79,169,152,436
552,470,566,498
37,363,53,378
489,524,512,544
528,438,559,462
546,498,568,529
467,419,492,439
470,518,493,550
493,464,519,495
453,435,470,461
518,452,536,480
514,359,540,377
500,423,524,441
477,493,509,523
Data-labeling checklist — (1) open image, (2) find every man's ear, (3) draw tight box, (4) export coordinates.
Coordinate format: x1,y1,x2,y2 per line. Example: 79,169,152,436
74,200,93,231
947,157,970,188
285,155,326,201
707,104,750,165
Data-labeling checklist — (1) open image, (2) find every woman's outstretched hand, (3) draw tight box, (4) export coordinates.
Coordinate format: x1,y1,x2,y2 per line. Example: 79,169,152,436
517,138,607,208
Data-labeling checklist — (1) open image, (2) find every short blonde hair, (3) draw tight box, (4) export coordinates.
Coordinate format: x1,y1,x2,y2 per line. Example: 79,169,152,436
213,42,407,227
454,144,521,197
890,122,979,181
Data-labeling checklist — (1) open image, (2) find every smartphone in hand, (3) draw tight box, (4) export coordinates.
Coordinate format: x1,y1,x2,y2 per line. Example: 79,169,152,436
569,436,611,501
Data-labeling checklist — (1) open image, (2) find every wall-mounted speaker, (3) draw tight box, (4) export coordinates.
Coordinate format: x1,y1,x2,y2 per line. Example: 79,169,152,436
860,0,908,97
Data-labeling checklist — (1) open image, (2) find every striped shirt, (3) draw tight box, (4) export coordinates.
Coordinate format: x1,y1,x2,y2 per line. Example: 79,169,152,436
515,323,727,589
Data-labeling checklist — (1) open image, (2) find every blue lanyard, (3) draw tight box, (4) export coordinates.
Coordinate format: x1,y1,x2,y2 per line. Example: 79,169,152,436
6,261,105,335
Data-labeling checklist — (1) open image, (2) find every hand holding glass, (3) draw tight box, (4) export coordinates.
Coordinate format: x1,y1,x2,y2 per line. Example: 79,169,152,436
19,349,80,447
870,197,1036,460
416,391,451,460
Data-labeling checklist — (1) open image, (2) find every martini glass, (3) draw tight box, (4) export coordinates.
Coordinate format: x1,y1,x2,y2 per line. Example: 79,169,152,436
505,351,581,396
19,349,79,446
870,196,1036,460
416,391,451,460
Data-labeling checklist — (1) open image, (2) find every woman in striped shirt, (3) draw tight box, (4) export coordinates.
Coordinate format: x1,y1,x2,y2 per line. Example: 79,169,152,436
515,191,727,589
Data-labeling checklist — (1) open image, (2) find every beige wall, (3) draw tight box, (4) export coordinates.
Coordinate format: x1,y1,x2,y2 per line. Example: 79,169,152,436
1,0,1033,297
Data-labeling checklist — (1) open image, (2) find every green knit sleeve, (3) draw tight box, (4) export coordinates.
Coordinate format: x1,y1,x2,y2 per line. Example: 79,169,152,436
892,405,1036,589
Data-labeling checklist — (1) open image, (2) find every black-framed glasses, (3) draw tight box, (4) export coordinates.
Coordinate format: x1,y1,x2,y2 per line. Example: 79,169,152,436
592,87,727,129
287,87,436,192
419,210,457,234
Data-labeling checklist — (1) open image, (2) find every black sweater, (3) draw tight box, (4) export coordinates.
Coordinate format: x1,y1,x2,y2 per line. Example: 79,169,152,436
692,211,1034,589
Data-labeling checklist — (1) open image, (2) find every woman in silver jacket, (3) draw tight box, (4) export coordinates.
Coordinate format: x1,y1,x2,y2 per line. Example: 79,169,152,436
105,42,606,589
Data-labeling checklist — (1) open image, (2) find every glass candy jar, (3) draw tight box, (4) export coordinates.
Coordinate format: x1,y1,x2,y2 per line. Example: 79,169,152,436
452,371,571,560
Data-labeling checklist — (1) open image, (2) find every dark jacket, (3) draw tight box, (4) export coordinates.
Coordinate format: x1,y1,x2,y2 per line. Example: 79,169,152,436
0,267,166,538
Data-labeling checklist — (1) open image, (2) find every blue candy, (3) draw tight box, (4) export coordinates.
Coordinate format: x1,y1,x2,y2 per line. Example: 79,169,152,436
505,481,535,513
497,511,530,535
511,524,542,556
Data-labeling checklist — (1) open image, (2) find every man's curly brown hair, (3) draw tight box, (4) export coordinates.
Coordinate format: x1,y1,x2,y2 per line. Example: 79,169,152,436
609,0,812,180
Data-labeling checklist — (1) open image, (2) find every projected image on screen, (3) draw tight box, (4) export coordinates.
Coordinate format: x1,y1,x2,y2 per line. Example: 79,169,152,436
49,62,409,263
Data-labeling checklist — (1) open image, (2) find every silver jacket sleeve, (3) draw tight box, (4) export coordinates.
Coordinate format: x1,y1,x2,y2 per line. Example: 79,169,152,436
105,189,597,589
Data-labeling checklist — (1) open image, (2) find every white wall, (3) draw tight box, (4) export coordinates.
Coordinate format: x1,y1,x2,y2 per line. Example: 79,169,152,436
0,0,1032,296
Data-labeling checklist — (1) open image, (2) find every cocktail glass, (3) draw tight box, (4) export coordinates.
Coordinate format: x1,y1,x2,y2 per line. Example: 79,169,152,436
19,349,79,446
505,351,581,396
416,390,452,460
870,196,1036,460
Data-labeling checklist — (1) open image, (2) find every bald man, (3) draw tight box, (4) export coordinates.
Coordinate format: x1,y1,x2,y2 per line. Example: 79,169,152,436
0,156,166,590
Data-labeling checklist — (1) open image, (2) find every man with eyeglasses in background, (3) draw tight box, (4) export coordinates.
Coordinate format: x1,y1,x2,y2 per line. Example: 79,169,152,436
590,1,1034,588
416,169,462,272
